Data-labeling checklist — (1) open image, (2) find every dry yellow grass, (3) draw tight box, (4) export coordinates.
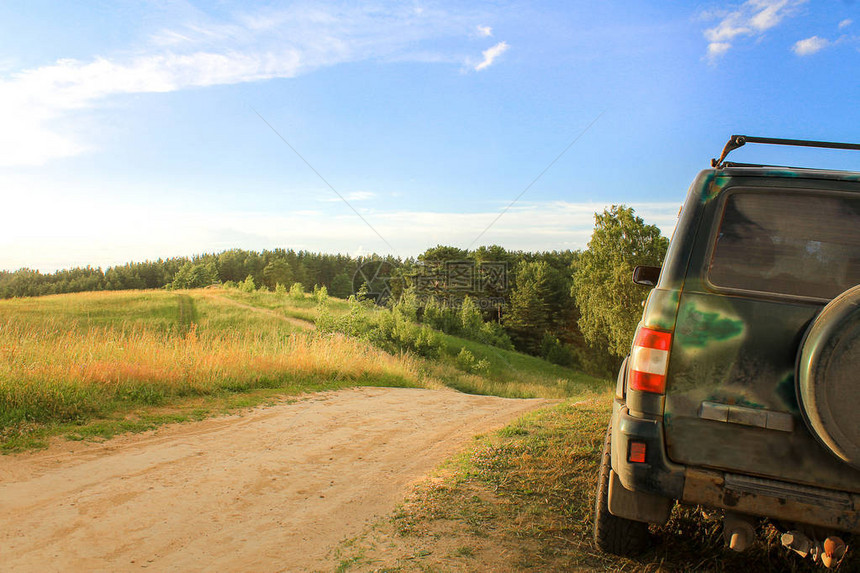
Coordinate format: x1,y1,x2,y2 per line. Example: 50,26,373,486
0,290,423,435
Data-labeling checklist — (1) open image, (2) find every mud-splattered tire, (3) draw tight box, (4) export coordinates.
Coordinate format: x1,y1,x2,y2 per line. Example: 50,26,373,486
593,425,652,556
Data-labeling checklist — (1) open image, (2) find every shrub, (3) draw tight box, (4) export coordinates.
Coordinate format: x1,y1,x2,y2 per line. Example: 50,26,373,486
239,275,256,293
420,297,457,334
313,284,328,304
316,299,443,358
540,333,578,368
289,282,305,300
455,347,490,374
478,321,515,351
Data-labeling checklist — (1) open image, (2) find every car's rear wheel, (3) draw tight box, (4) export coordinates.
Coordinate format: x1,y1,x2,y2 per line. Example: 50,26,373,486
593,424,652,556
797,285,860,470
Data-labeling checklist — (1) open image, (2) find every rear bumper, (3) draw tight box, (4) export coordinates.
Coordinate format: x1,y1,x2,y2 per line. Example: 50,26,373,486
682,468,860,534
611,404,860,533
610,404,685,499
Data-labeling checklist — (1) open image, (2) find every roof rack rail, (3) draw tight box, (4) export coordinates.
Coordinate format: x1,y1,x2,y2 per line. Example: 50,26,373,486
711,135,860,169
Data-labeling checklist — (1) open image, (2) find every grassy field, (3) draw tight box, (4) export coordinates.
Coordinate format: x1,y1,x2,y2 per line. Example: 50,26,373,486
333,396,855,572
0,287,605,451
3,288,845,570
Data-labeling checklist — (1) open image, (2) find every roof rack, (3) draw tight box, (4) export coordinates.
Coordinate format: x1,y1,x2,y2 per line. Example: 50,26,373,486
711,135,860,169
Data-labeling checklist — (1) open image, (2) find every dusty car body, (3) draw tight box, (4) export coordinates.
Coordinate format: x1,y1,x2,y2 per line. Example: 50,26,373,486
593,136,860,566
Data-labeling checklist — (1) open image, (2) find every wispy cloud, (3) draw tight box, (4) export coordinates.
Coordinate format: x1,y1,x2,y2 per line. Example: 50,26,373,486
0,4,486,167
702,0,806,62
790,18,858,57
0,188,680,272
476,25,493,37
474,41,509,71
0,50,306,167
793,35,829,56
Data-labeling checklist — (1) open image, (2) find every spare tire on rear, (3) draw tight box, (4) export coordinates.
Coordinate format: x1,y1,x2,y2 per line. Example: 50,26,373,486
797,284,860,470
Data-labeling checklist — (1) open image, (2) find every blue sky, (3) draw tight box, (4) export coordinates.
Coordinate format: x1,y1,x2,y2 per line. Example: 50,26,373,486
1,0,858,272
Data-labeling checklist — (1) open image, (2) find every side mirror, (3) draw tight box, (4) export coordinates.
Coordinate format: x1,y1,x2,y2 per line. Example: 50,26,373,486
632,265,661,287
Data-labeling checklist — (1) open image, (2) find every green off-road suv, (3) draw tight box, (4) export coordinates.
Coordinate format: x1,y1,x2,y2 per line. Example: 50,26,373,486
593,135,860,568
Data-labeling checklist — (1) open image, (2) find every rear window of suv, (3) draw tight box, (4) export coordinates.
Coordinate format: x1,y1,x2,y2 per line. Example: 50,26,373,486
708,189,860,300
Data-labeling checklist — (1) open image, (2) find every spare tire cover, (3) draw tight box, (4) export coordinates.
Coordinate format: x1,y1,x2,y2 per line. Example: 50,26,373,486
797,284,860,470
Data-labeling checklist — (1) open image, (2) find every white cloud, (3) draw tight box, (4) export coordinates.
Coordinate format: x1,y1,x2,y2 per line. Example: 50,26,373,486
793,35,829,55
0,4,482,167
476,25,493,37
838,19,852,30
474,41,509,71
707,42,733,59
0,51,305,167
0,177,680,271
703,0,806,61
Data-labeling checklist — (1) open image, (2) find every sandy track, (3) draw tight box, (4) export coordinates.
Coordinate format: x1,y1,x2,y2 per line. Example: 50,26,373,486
0,387,551,572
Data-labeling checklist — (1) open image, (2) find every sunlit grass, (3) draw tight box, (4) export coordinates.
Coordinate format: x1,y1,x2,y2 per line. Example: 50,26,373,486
0,287,609,451
0,289,423,449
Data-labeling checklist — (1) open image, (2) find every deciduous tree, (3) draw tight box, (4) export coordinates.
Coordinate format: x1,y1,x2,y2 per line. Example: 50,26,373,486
572,205,668,358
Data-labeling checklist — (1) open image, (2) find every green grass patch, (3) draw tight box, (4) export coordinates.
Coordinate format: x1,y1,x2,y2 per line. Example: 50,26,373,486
434,333,605,399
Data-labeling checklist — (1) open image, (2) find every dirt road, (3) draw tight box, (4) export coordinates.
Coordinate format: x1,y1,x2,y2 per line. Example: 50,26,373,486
0,387,552,572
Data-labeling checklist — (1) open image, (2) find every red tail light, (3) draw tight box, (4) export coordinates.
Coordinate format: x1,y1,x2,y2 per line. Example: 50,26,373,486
628,441,647,463
628,327,672,394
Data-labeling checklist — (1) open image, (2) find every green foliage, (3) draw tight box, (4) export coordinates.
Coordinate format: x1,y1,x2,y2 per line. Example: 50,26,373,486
455,347,490,374
329,272,353,299
421,297,460,334
505,261,554,354
418,245,469,262
0,248,358,300
459,296,483,337
239,274,256,293
289,282,305,300
171,261,218,289
316,298,444,358
262,259,294,290
417,295,513,351
313,284,328,304
274,283,287,295
540,332,578,368
572,205,669,358
478,321,515,351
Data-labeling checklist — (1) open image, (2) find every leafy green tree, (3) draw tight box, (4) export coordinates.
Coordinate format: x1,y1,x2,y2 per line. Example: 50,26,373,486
239,274,256,293
571,205,669,358
505,260,553,354
171,262,217,289
329,272,352,299
459,296,483,338
263,260,294,291
418,245,469,263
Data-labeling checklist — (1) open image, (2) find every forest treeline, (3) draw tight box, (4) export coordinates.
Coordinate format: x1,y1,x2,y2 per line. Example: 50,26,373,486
0,206,668,376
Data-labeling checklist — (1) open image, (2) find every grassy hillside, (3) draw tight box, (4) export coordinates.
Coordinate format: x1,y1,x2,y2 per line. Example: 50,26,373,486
0,287,607,451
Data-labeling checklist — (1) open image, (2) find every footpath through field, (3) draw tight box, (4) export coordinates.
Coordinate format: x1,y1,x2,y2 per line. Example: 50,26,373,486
0,387,551,572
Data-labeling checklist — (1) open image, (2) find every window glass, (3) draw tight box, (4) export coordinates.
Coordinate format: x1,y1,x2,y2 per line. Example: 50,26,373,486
709,191,860,299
